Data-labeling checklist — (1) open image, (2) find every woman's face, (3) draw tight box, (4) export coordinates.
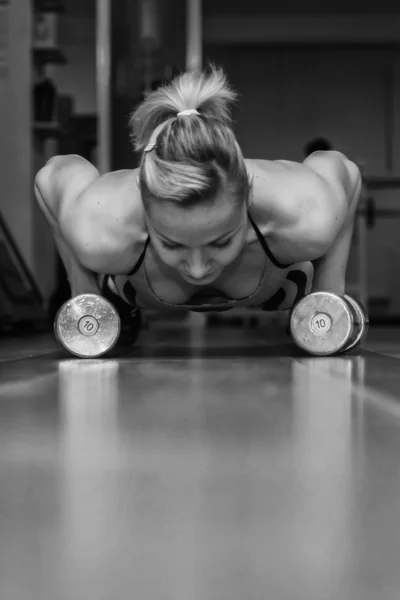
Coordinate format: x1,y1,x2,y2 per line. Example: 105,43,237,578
145,198,248,285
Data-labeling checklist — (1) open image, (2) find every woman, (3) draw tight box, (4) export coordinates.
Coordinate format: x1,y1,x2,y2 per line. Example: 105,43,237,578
34,67,361,330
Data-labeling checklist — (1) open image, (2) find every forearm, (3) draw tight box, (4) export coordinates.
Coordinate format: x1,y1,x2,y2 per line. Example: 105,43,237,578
53,231,101,297
311,217,355,295
34,181,101,297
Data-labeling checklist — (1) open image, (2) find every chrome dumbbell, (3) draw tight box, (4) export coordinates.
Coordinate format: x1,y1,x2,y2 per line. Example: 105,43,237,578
54,294,121,358
290,292,368,356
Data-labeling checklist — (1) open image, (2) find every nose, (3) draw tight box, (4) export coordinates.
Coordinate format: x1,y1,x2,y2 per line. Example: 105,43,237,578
185,250,211,280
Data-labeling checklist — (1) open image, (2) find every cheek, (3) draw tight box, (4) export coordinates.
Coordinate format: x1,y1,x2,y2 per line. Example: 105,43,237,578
216,238,244,263
211,248,237,265
155,244,182,265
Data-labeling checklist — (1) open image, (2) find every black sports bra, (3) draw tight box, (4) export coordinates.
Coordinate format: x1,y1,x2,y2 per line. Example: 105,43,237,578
126,210,291,277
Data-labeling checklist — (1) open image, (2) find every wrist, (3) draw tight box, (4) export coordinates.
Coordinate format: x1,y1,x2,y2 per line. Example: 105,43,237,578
311,262,346,296
70,275,101,297
311,283,345,296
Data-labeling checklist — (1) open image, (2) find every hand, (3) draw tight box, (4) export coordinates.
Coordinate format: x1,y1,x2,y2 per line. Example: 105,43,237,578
69,270,102,297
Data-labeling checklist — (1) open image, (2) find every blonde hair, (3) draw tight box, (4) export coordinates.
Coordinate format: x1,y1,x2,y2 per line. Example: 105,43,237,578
129,66,251,208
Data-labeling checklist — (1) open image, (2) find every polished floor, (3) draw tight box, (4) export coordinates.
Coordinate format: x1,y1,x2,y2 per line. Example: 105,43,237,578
1,318,400,600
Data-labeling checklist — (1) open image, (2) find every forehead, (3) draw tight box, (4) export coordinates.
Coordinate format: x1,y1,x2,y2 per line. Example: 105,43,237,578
147,199,243,240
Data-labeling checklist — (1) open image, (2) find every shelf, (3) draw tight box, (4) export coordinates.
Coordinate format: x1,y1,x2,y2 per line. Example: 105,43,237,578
33,47,67,65
34,0,66,13
33,122,65,139
364,176,400,191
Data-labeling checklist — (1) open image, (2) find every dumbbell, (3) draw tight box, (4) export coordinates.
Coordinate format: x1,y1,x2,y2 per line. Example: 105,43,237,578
54,294,121,358
290,292,369,356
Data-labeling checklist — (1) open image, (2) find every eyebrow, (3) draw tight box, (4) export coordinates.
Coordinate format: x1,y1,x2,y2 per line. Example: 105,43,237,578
155,228,236,245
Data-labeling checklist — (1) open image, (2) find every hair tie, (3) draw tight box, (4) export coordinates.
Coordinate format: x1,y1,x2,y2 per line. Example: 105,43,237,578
144,111,199,152
144,141,157,153
177,109,199,117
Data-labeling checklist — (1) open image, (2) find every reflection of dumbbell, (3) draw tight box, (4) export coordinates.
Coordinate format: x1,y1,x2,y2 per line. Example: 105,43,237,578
290,292,369,356
55,294,121,358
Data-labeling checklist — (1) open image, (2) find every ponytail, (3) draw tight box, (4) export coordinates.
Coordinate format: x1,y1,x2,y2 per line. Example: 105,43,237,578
130,65,250,206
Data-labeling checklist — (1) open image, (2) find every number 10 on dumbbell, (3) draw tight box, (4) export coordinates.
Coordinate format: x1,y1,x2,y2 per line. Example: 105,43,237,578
290,292,368,356
54,294,121,358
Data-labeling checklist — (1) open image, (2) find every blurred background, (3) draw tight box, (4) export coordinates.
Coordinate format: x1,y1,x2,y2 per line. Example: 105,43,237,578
1,0,400,332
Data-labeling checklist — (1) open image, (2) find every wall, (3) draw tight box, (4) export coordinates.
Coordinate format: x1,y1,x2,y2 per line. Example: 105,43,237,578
111,0,187,170
205,43,400,312
25,2,400,313
32,9,97,301
205,47,396,169
52,15,96,115
203,0,400,14
0,1,33,270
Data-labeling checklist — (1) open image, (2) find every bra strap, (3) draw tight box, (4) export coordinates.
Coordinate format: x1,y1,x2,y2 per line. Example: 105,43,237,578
126,236,151,276
247,211,292,269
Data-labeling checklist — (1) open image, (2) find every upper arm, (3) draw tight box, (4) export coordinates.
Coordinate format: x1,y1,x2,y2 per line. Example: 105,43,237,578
303,150,361,217
35,156,146,274
35,155,100,223
301,151,362,244
58,170,146,275
272,154,360,262
250,153,362,263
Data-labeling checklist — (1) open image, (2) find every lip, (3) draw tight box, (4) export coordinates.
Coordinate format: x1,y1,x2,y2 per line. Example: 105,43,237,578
183,274,215,285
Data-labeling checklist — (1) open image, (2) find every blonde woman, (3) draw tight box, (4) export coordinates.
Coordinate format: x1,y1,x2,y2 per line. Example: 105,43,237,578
35,67,361,338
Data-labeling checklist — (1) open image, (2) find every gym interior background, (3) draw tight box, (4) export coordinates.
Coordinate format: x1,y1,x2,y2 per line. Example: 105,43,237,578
4,4,400,598
1,0,400,327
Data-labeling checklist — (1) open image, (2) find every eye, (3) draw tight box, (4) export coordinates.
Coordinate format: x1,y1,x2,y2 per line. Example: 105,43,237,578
210,238,232,249
161,241,184,250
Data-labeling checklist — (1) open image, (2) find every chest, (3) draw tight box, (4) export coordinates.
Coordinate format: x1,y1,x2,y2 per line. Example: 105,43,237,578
142,241,267,304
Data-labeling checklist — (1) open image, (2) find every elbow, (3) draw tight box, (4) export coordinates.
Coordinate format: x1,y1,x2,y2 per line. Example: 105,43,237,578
34,163,49,189
344,160,362,215
337,153,362,199
34,155,74,212
346,157,362,188
34,156,62,195
35,155,76,186
34,164,51,209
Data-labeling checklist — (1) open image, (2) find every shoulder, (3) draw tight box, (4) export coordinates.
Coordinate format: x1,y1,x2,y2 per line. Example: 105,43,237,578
36,154,100,206
302,150,361,202
245,154,360,262
74,169,148,274
51,158,147,274
246,153,359,216
75,167,145,230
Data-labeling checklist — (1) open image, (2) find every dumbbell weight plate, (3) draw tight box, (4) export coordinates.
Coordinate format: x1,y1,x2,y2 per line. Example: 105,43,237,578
340,295,369,353
290,292,354,356
55,294,121,358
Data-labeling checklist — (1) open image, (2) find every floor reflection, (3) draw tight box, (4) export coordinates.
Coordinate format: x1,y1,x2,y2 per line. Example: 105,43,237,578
289,359,355,592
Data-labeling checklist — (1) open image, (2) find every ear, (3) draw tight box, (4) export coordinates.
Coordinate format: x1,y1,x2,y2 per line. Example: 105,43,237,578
246,172,254,208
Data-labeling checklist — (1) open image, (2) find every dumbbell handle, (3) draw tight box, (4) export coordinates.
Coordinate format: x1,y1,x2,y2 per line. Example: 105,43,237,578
340,294,369,354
